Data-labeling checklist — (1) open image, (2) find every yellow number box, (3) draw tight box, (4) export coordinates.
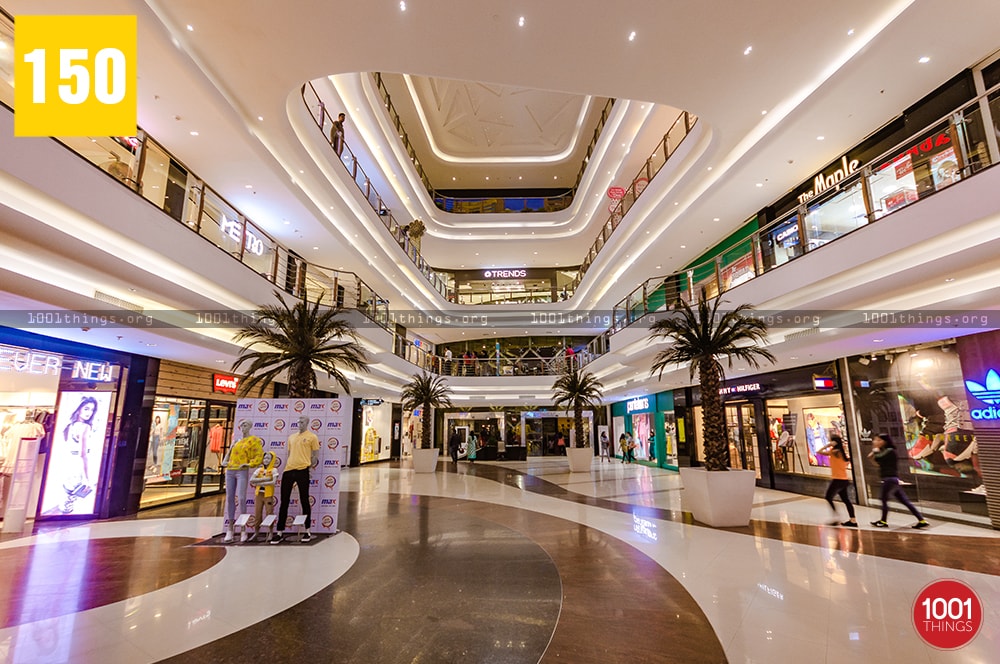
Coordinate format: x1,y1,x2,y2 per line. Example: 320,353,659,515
14,15,136,137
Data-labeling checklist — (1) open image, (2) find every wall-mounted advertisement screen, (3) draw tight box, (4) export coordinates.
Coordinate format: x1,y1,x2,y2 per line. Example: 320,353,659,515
40,391,112,516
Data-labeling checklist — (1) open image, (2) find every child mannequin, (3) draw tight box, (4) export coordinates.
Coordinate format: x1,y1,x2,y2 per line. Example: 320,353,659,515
249,451,278,542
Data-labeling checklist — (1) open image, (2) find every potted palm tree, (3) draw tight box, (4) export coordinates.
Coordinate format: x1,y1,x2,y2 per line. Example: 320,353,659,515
551,366,605,472
232,290,370,398
649,294,774,526
400,371,453,473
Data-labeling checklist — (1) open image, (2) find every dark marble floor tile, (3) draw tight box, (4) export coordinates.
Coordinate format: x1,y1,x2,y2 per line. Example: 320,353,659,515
0,537,223,628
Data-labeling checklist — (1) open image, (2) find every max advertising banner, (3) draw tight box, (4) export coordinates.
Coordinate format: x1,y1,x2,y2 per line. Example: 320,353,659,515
234,398,351,533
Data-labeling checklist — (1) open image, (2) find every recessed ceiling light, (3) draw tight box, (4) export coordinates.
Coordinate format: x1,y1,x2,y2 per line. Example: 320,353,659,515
553,175,558,180
245,184,253,189
283,220,290,225
707,166,713,172
486,176,490,180
789,356,798,360
847,28,854,36
680,245,686,249
628,31,636,42
533,251,538,255
918,56,930,64
755,182,763,187
656,265,661,269
189,131,199,136
452,176,456,181
299,169,304,174
518,176,522,180
816,136,825,141
674,201,679,206
944,277,955,282
399,1,406,10
873,338,884,343
186,24,194,31
743,46,752,55
518,16,525,27
146,343,157,347
761,110,767,115
215,359,226,363
475,253,479,256
313,246,319,250
713,217,720,221
257,115,264,121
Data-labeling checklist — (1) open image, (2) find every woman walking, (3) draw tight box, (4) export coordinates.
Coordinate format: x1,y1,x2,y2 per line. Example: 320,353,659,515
868,433,929,529
816,434,857,527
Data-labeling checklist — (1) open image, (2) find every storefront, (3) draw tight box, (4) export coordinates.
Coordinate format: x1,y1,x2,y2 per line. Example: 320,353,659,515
681,363,849,496
355,398,393,464
446,267,580,305
610,392,680,468
447,411,507,459
138,361,238,509
0,329,151,527
844,337,995,523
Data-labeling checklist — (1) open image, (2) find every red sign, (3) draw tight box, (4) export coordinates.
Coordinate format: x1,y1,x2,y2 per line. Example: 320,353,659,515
912,579,983,650
607,186,626,200
213,373,239,394
813,376,835,390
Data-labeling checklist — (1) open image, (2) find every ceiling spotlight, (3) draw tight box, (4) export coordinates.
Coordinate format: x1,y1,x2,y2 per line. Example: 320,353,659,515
817,135,825,141
399,1,406,11
628,31,636,42
713,217,720,221
186,24,194,31
761,110,767,115
743,46,753,55
918,56,930,64
858,356,870,366
245,184,253,189
847,28,855,36
189,131,199,136
755,182,763,187
944,277,955,282
518,16,525,27
257,115,264,121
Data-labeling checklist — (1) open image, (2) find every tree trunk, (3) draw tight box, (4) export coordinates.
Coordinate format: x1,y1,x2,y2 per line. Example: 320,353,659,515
574,402,585,448
699,357,728,471
421,406,432,449
288,362,315,398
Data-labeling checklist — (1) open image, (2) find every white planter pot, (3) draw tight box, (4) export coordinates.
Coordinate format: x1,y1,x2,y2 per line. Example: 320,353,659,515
567,447,594,472
411,448,440,473
679,467,756,527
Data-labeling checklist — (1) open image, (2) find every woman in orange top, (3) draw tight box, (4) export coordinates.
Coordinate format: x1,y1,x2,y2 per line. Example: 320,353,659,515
817,434,857,527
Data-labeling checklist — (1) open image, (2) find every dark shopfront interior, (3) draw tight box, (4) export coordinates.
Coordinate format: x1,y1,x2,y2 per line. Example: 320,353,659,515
684,362,853,499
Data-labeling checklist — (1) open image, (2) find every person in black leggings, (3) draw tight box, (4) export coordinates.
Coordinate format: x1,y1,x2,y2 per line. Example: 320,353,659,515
816,434,857,527
868,433,929,529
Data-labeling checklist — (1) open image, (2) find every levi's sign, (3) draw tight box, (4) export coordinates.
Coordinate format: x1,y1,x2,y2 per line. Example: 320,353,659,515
213,373,239,394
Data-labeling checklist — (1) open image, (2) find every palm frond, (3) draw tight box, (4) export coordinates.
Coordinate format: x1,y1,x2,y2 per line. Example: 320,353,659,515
232,290,370,398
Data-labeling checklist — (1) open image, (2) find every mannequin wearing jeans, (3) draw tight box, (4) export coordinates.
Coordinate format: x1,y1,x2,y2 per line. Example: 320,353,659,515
271,416,319,544
222,420,263,543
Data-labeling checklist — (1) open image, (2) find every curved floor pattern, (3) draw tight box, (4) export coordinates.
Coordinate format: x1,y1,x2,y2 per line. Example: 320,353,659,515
162,493,724,663
0,536,224,629
2,458,998,663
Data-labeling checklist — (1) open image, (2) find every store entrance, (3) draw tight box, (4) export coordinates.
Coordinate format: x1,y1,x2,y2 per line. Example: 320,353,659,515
140,398,233,509
725,402,761,478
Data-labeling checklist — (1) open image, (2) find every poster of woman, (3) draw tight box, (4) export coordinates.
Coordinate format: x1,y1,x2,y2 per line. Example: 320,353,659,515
40,391,113,516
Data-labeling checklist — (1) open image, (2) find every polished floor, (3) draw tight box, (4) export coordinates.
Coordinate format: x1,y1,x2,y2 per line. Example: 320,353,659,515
0,457,997,663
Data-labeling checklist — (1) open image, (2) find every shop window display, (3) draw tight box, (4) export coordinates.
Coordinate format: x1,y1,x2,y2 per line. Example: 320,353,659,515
848,344,982,516
766,396,846,478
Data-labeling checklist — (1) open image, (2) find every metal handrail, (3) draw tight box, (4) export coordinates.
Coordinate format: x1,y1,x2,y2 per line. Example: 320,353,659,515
301,81,452,300
607,81,1000,335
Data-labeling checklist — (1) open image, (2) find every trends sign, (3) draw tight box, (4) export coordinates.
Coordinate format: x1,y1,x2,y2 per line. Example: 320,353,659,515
483,269,527,279
965,369,1000,421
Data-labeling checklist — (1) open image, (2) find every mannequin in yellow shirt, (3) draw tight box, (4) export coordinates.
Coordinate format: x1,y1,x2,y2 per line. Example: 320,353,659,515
249,451,278,542
270,415,319,544
222,420,263,542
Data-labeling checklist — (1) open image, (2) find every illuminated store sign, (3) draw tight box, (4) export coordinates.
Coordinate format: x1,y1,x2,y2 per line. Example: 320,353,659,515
221,214,265,256
797,155,861,204
483,269,527,279
213,373,239,394
719,382,761,396
965,368,1000,420
72,360,115,383
626,396,650,413
813,375,836,390
0,344,62,375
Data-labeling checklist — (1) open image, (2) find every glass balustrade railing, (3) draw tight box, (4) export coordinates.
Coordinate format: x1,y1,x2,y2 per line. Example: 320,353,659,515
608,82,1000,333
0,10,390,330
373,72,613,215
301,81,452,300
571,110,698,291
